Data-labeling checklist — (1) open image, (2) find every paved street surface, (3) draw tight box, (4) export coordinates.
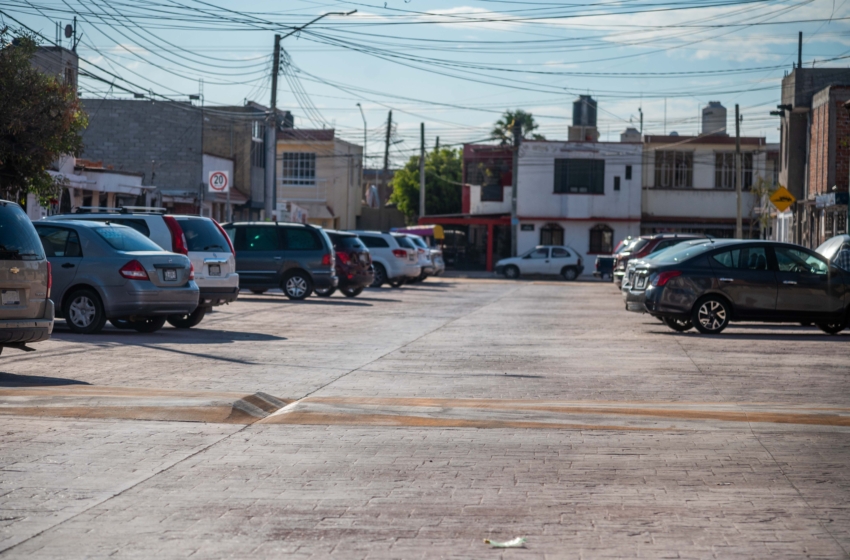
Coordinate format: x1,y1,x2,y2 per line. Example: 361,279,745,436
1,277,848,559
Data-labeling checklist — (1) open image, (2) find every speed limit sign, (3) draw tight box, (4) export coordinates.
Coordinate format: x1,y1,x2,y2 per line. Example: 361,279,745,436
208,171,230,193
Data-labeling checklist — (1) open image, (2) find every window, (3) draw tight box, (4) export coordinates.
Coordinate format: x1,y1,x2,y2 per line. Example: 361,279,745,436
105,218,151,237
654,151,693,188
715,152,754,189
36,227,81,258
589,224,613,254
359,235,390,249
394,236,415,249
625,165,632,180
774,247,828,275
554,159,605,194
281,152,316,186
710,246,769,271
95,227,162,252
283,228,321,251
614,176,621,191
540,223,564,246
524,248,549,259
0,205,45,260
242,226,279,251
252,121,264,141
176,218,229,252
481,184,503,202
552,247,571,258
250,140,264,168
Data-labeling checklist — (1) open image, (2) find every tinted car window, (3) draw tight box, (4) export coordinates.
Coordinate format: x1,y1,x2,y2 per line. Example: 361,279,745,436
360,235,390,249
36,226,82,257
176,218,229,252
394,236,415,249
652,242,714,265
408,236,428,249
0,204,44,260
552,248,571,258
331,234,367,251
284,228,322,251
242,226,279,251
711,247,769,271
106,218,151,237
629,239,650,253
95,226,163,252
775,247,828,275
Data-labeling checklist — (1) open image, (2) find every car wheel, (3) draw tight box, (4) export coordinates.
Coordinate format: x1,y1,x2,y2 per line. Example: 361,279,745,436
389,278,404,288
167,307,207,329
130,317,167,333
504,265,520,279
314,286,336,297
692,296,730,335
816,321,846,335
561,267,578,281
663,317,693,332
283,271,312,300
109,319,134,330
341,286,364,298
371,264,387,287
250,289,267,295
63,289,107,334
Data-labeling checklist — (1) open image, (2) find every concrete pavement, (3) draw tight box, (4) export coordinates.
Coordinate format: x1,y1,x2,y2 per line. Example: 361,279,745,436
0,278,848,558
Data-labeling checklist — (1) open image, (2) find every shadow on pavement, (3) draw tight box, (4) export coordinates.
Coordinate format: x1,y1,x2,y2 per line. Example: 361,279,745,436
51,325,286,345
0,372,91,387
237,296,372,307
652,330,847,341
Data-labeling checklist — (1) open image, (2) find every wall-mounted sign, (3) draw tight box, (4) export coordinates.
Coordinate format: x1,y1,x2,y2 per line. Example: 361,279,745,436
208,171,230,193
520,224,535,231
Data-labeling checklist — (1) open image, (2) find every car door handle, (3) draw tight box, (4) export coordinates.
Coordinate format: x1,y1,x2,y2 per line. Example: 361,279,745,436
274,256,282,260
783,280,797,285
61,263,75,269
719,277,734,283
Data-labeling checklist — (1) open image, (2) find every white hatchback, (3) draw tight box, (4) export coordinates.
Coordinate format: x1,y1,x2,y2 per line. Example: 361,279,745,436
495,245,584,281
350,231,421,287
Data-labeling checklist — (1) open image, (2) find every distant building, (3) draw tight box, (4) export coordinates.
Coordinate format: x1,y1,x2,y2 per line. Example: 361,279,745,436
31,46,78,91
358,168,406,231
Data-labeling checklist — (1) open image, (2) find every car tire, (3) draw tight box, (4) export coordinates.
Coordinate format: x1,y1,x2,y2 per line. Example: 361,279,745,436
283,271,312,300
371,264,387,287
315,286,336,297
561,267,578,281
389,278,404,288
692,296,731,335
250,289,267,295
341,286,364,298
109,318,134,330
167,307,207,329
504,265,520,279
816,321,846,335
130,316,167,333
663,317,693,332
63,289,107,334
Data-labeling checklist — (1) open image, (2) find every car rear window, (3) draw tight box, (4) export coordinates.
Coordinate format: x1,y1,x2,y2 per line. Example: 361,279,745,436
95,226,163,252
176,218,230,252
408,236,428,249
0,203,44,260
629,238,650,253
394,236,415,249
359,235,390,248
651,241,715,265
331,234,366,251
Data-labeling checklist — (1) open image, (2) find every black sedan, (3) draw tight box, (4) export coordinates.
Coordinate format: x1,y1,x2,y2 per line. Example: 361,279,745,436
631,240,849,335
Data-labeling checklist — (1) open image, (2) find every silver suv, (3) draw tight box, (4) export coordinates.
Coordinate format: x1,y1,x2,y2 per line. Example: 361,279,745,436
0,200,54,354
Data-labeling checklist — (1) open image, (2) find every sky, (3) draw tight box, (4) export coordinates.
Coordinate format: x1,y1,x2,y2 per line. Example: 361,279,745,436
5,0,850,166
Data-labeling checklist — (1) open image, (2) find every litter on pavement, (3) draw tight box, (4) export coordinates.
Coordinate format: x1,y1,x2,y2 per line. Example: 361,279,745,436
484,537,526,548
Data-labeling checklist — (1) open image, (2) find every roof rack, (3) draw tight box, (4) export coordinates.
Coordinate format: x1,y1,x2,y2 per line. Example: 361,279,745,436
74,206,122,213
119,206,167,214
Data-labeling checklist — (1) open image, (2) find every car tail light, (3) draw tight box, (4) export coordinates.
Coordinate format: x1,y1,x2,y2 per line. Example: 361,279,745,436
212,219,235,254
120,260,149,280
418,248,426,255
595,260,599,270
392,249,407,258
652,270,682,287
163,216,188,255
46,261,52,298
321,253,334,266
189,263,195,281
336,251,350,264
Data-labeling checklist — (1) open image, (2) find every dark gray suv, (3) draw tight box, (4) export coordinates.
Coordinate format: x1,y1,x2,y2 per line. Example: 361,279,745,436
222,222,337,300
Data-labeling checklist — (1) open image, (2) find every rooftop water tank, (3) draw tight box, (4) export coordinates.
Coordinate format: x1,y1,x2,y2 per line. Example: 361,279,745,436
573,95,597,127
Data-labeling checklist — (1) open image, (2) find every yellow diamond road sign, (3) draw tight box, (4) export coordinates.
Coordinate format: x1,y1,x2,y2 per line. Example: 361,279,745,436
770,186,796,213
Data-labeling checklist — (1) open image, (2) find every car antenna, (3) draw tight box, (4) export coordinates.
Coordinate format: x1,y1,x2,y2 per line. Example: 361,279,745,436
705,234,715,244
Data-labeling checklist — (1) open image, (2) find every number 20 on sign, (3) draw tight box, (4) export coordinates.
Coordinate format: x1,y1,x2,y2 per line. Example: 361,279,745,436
208,171,230,193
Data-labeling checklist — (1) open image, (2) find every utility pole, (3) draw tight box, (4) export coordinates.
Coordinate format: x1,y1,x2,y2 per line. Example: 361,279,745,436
435,137,440,151
356,103,366,213
383,110,392,171
798,32,803,69
639,107,644,135
511,120,522,257
264,34,281,220
735,104,743,239
419,123,425,220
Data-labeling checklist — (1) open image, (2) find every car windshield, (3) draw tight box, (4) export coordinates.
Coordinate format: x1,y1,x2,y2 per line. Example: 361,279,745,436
816,236,850,261
651,241,716,265
0,204,45,260
95,226,164,252
176,218,230,252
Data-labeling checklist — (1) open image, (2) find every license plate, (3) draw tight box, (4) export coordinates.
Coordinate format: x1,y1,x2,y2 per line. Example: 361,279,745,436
208,264,221,277
1,289,20,305
636,277,646,289
164,269,177,281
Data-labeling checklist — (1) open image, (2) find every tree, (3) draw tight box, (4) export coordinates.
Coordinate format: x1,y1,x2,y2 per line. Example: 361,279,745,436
491,109,544,145
389,147,462,223
0,29,87,204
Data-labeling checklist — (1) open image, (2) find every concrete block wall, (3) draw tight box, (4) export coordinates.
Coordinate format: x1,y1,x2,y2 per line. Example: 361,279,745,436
80,99,203,192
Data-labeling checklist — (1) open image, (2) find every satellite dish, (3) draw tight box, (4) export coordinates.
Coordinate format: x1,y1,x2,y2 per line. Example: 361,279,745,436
64,24,73,38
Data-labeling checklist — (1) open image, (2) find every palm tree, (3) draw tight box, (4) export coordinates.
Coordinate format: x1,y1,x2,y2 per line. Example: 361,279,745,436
491,110,545,145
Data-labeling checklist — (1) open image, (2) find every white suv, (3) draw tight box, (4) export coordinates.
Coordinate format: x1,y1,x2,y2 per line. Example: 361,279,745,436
495,245,584,281
350,231,421,288
47,210,238,327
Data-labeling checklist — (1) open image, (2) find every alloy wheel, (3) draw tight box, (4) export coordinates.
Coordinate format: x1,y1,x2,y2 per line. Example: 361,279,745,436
696,300,728,333
286,276,308,298
69,296,96,327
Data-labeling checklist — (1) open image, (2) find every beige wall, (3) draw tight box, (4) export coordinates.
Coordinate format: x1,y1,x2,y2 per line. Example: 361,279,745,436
276,138,363,230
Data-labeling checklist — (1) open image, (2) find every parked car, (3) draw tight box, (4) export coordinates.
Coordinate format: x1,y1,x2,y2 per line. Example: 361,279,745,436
398,234,434,282
316,230,374,298
0,200,54,354
817,234,850,268
350,231,421,288
33,221,198,334
593,255,615,281
495,246,584,280
222,222,337,300
48,209,238,328
613,234,705,287
632,240,849,335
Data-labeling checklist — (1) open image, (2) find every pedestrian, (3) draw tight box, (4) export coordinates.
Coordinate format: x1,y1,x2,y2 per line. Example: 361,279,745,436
834,247,850,271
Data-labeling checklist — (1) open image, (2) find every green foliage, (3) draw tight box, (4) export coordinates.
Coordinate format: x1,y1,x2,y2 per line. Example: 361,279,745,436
389,147,462,223
0,29,87,204
491,109,545,145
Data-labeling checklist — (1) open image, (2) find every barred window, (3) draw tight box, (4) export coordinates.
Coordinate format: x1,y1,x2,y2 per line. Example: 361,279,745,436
714,152,753,189
654,151,693,188
589,224,613,254
281,152,316,186
554,159,605,194
250,140,264,168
